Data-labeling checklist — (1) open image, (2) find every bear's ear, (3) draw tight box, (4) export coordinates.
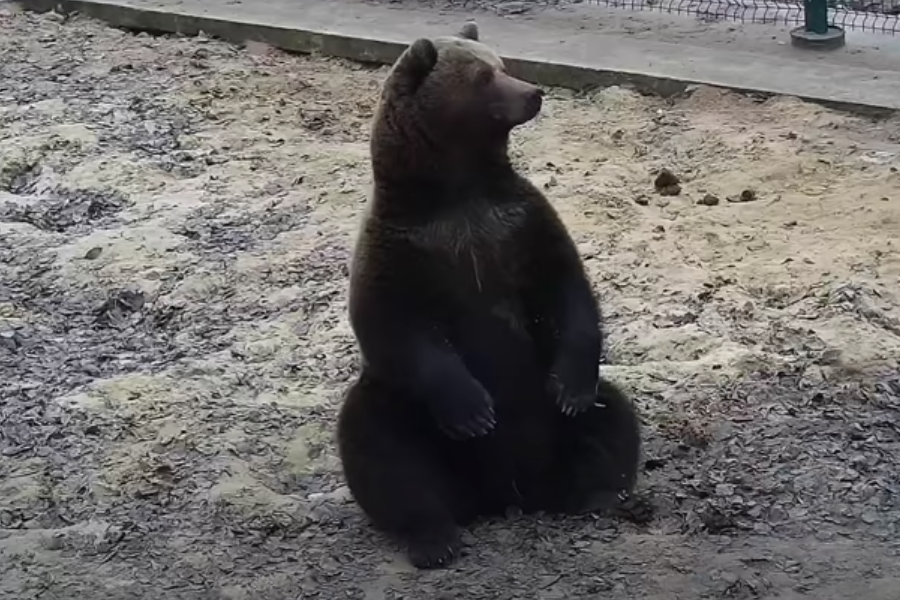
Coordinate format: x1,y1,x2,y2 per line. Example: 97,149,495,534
389,38,438,95
458,21,479,41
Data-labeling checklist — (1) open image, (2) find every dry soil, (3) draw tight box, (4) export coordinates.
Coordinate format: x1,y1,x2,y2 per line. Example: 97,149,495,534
1,8,899,600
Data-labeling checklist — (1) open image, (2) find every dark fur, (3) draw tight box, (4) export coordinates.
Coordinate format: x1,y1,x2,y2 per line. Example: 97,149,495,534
337,24,642,569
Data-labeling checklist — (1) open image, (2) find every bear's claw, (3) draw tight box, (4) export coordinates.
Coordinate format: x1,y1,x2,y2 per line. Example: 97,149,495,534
407,530,462,569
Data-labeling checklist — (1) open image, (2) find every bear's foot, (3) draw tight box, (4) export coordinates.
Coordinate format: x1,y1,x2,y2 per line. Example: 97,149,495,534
406,527,463,569
561,489,655,524
603,490,655,525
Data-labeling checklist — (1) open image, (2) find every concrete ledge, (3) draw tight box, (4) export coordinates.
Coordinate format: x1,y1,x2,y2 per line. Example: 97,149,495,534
18,0,409,64
15,0,900,115
14,0,701,98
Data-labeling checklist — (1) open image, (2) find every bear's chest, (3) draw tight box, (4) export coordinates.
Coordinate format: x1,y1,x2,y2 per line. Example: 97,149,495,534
406,202,532,334
407,201,527,272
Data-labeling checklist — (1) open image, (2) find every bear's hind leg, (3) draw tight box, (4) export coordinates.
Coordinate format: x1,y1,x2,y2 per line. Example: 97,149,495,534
547,378,651,522
337,374,474,569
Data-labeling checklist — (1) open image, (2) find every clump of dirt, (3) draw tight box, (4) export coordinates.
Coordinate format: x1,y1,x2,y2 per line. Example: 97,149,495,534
653,167,681,196
2,8,900,600
726,188,758,203
697,192,720,206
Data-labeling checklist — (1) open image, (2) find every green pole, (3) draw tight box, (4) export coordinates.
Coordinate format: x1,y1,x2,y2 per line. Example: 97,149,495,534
804,0,829,34
790,0,844,48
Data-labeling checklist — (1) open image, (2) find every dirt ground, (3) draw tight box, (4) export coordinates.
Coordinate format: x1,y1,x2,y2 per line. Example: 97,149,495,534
2,7,900,600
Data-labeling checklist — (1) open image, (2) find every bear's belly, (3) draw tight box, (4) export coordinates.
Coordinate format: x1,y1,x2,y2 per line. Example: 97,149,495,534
443,303,559,511
445,303,546,413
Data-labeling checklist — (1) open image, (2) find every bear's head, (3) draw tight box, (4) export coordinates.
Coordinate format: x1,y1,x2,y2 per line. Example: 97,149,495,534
371,23,544,185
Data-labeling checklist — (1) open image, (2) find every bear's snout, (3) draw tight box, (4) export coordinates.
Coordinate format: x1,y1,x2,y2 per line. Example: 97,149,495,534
513,85,543,125
524,87,544,118
493,72,545,126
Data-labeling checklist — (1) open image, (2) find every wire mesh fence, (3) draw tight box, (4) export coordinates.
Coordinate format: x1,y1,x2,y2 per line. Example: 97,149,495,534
580,0,900,34
450,0,900,35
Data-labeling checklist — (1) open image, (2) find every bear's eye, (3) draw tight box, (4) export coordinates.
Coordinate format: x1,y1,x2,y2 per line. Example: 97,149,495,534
474,68,493,87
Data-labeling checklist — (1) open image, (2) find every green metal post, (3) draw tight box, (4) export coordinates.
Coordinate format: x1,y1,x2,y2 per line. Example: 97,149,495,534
790,0,845,49
804,0,829,34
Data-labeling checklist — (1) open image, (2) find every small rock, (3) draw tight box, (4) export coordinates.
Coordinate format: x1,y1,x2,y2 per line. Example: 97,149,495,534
715,483,736,496
654,168,680,190
697,193,720,206
84,247,103,260
727,189,758,203
634,194,650,206
659,183,682,197
308,486,352,505
0,330,23,351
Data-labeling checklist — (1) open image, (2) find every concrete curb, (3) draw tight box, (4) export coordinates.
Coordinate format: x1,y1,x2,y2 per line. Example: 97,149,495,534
15,0,899,116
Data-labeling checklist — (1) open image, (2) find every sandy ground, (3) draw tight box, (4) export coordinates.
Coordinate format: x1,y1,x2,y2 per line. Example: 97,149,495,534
2,7,900,600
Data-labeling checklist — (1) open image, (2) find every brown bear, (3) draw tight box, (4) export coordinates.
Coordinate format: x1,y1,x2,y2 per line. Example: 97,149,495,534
336,22,643,569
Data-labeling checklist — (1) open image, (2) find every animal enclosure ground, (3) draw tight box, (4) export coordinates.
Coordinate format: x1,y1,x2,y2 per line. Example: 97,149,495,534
2,8,900,600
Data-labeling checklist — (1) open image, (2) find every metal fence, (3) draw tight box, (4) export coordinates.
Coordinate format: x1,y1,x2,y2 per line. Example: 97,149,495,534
588,0,900,35
455,0,900,40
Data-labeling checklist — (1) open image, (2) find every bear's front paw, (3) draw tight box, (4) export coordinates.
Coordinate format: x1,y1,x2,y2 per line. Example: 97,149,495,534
608,491,655,525
429,378,496,440
407,528,463,569
547,360,599,416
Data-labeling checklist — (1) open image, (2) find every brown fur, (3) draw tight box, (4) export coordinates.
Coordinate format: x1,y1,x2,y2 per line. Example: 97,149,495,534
337,23,642,570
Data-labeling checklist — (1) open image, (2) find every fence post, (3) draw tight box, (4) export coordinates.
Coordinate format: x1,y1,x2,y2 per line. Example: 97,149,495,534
790,0,846,49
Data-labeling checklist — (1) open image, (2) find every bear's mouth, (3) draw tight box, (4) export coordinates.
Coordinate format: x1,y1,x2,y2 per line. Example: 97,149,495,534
518,92,544,124
489,76,544,127
490,97,542,128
